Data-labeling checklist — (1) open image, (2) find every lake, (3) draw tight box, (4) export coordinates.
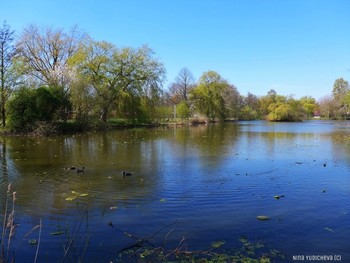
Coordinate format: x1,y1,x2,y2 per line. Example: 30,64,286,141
1,120,349,262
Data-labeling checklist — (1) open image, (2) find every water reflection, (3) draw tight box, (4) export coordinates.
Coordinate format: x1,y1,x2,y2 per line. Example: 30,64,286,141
0,121,349,262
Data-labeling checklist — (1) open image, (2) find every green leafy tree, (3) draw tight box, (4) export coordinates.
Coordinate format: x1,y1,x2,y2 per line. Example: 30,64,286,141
15,25,86,121
176,100,190,119
240,92,260,120
8,86,61,131
259,89,277,117
240,105,258,120
77,41,165,122
265,94,304,122
299,96,317,119
223,84,242,119
190,71,229,121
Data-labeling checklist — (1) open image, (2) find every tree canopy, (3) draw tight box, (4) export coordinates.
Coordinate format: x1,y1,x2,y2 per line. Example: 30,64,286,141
1,21,347,133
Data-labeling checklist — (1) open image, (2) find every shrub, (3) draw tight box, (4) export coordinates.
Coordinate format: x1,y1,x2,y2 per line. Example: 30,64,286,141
8,86,62,132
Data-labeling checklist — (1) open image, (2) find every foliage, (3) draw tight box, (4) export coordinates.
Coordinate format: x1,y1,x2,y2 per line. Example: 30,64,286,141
190,71,235,121
299,96,318,119
240,105,258,120
116,233,284,263
259,91,306,122
266,96,304,122
176,101,191,119
331,78,350,119
240,92,261,120
2,21,349,132
1,184,16,263
8,86,63,131
332,78,349,99
75,40,166,122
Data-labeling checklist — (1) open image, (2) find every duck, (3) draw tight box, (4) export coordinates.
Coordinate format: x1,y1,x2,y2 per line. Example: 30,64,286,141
122,171,132,178
77,167,85,173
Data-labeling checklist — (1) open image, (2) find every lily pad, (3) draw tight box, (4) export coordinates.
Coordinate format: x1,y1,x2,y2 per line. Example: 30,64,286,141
28,239,38,245
257,215,270,221
211,240,225,249
50,231,65,236
65,196,77,201
66,191,88,201
239,236,248,244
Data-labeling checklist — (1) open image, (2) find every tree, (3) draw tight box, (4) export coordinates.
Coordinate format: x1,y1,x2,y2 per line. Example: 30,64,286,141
8,86,62,131
299,96,317,119
0,21,16,127
169,67,195,103
259,89,277,117
16,24,85,88
77,41,165,122
332,78,349,99
15,25,86,121
223,84,241,119
176,100,190,119
318,95,337,119
190,71,231,121
263,93,305,122
240,92,260,120
332,78,349,118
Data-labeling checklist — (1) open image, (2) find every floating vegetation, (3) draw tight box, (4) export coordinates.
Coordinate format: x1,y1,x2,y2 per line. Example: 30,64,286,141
28,239,38,245
210,240,225,249
274,194,285,199
50,231,65,236
65,190,89,201
65,196,77,201
257,215,271,221
160,198,167,202
116,234,284,263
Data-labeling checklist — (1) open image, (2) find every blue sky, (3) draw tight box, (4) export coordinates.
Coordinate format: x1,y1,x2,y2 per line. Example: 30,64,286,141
1,0,350,100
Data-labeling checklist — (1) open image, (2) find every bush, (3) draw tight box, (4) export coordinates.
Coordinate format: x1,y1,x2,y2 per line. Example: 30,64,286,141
176,101,190,119
8,86,62,132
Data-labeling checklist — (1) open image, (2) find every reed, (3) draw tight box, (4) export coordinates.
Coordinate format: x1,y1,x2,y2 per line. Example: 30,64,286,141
1,183,16,263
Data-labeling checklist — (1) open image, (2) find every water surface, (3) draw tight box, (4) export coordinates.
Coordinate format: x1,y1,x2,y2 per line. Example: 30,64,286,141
1,121,349,262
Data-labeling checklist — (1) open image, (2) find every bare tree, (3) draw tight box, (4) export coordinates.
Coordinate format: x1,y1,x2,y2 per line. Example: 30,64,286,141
169,67,195,103
16,24,86,90
318,95,337,119
0,21,16,127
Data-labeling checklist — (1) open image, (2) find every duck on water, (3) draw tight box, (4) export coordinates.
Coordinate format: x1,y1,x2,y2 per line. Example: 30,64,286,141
65,166,85,173
122,171,132,178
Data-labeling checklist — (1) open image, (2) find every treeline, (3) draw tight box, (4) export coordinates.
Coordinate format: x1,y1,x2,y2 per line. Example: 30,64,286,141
0,22,349,133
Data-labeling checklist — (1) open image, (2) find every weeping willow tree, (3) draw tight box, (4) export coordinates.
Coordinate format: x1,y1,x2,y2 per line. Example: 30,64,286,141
190,71,239,121
74,40,166,122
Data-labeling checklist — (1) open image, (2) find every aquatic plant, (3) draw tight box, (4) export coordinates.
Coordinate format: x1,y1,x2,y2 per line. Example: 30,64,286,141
1,183,16,263
113,225,285,263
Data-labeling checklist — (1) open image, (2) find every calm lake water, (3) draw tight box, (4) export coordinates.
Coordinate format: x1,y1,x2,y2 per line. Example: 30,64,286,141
1,121,350,262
